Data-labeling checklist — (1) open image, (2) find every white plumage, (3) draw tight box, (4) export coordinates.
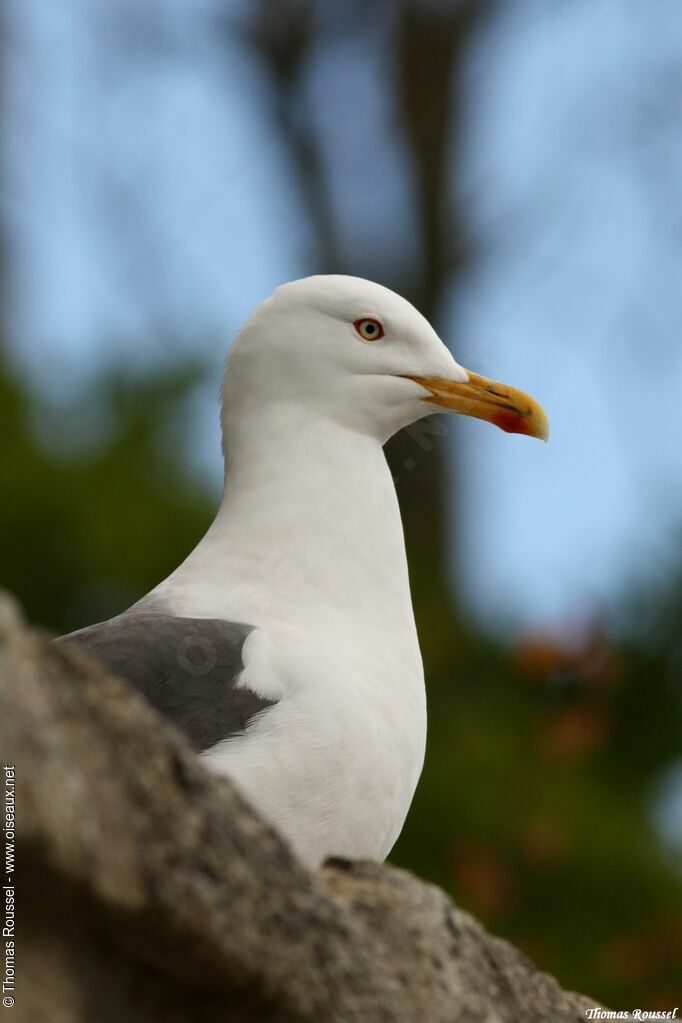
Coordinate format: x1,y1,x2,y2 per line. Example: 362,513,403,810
61,275,548,868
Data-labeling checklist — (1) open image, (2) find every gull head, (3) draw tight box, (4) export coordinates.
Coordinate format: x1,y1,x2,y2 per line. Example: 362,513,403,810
222,275,548,445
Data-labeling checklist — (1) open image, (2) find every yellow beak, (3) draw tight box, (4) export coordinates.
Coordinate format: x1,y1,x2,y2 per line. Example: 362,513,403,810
403,370,549,441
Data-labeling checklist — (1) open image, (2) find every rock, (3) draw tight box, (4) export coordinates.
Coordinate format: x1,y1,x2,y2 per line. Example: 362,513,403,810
0,592,599,1022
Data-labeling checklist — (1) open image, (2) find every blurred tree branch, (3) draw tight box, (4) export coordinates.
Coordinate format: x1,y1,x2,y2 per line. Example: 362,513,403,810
245,0,338,272
396,0,491,314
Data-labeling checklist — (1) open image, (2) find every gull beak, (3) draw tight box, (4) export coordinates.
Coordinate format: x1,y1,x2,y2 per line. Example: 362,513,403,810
404,370,549,441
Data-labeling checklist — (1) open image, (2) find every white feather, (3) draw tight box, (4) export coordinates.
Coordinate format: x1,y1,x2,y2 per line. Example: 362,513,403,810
147,275,463,866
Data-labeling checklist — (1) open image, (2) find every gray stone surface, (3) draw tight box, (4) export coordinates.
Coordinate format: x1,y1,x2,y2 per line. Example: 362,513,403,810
0,592,599,1022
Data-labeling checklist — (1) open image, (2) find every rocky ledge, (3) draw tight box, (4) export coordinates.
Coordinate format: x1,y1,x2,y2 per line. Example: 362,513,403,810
0,592,598,1022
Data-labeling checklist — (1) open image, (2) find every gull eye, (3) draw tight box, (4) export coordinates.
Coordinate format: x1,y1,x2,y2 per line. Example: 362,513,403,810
354,317,384,342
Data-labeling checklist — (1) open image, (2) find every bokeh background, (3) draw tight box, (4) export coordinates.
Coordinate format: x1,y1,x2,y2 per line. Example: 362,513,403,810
2,0,681,1008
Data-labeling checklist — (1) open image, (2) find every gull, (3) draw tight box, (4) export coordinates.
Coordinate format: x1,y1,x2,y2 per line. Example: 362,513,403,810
58,275,548,868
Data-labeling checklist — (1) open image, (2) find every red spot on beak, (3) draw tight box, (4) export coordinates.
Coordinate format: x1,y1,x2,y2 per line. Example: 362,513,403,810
492,410,534,436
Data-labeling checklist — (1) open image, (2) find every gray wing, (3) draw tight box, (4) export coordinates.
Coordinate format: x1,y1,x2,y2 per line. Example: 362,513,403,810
55,613,275,754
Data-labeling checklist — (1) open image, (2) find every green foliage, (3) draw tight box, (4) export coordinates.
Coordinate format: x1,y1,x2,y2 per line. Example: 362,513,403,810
2,357,680,1007
0,356,215,633
394,587,682,1007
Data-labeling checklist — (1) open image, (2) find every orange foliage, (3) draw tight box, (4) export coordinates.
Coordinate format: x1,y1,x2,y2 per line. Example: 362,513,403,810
536,707,611,762
451,838,519,918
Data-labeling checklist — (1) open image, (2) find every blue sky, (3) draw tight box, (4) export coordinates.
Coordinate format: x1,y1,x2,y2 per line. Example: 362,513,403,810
5,0,682,632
